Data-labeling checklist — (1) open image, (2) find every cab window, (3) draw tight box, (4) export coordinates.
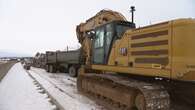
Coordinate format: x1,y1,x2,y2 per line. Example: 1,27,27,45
94,29,104,48
116,25,130,38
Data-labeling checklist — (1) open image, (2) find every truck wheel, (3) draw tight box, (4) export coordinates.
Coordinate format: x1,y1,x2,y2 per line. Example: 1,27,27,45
69,66,78,77
46,65,49,72
50,65,57,73
26,66,31,70
49,65,54,73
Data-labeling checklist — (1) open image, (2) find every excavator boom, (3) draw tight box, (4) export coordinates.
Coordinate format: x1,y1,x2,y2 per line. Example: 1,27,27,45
76,9,127,43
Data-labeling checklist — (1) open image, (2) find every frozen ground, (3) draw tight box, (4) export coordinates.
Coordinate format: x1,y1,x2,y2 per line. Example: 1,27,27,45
0,63,55,110
29,67,105,110
0,63,193,110
29,67,195,110
0,60,7,64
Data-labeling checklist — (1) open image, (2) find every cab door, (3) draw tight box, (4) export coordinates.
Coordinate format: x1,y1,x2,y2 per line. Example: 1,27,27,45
93,27,105,64
92,24,115,65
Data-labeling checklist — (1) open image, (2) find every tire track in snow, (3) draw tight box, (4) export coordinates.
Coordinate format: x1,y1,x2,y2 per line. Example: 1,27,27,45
26,70,64,110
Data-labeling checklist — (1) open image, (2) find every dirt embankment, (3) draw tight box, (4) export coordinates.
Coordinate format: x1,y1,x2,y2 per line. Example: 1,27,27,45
0,61,17,82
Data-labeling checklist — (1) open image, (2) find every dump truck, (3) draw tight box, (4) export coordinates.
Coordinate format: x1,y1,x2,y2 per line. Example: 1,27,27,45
76,7,195,110
45,50,80,77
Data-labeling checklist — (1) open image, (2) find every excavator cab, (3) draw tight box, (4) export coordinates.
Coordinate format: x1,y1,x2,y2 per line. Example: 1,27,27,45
92,21,135,64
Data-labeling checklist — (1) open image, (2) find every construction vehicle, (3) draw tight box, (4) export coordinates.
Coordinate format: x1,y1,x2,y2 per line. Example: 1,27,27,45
76,7,195,110
23,58,32,70
45,50,80,77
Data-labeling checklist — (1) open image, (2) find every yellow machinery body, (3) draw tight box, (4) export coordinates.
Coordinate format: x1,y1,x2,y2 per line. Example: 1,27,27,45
76,9,195,110
91,19,195,82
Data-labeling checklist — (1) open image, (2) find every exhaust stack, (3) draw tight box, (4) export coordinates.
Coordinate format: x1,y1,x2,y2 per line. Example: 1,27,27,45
130,6,135,23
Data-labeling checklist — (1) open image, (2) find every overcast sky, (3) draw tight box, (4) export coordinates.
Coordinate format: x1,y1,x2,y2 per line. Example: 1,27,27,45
0,0,194,56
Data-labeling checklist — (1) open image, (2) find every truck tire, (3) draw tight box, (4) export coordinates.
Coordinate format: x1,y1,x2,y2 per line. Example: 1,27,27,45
68,66,78,77
49,65,52,73
46,65,49,72
26,66,31,70
49,65,56,73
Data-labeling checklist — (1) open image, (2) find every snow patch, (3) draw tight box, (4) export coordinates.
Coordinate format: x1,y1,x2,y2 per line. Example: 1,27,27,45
29,67,104,110
0,63,54,110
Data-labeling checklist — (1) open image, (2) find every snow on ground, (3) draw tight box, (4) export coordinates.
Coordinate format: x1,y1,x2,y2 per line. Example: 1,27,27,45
29,67,105,110
0,63,55,110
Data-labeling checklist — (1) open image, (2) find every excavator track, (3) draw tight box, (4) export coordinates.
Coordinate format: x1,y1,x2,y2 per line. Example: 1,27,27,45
77,73,170,110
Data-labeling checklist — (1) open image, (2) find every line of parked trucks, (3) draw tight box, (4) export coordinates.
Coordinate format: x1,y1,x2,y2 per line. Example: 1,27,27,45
32,49,81,77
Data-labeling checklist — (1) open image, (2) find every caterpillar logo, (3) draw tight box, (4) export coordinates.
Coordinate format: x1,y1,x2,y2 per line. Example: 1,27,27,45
120,48,127,56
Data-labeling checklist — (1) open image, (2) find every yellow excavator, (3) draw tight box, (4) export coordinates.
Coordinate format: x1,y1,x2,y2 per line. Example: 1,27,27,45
76,7,195,110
